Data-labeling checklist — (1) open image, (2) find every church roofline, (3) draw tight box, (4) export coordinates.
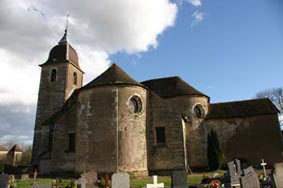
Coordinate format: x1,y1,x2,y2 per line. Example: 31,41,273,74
206,98,279,119
142,76,210,100
82,63,146,89
39,58,84,73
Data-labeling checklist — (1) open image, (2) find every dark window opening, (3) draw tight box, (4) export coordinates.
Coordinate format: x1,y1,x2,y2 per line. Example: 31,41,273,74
194,104,205,118
156,127,166,146
129,96,142,113
73,72,77,85
50,69,57,82
68,133,76,152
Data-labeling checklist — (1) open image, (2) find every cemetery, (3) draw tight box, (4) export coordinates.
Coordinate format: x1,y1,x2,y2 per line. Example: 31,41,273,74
1,159,283,188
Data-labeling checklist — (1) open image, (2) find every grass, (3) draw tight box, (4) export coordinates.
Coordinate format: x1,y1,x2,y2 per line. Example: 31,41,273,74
13,170,225,188
15,178,71,188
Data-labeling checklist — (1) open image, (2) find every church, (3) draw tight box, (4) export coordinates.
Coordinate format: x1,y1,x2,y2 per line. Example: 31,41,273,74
31,30,283,176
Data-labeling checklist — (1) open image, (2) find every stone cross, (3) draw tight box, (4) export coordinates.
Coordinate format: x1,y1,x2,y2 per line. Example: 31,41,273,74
261,159,267,178
146,175,164,188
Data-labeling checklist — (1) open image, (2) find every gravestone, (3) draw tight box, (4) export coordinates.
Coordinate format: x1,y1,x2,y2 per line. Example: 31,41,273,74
29,182,52,188
146,175,164,188
75,170,98,188
243,166,254,176
111,172,130,188
240,166,260,188
75,175,86,188
21,174,29,180
273,162,283,188
227,160,241,187
0,174,9,188
171,170,187,188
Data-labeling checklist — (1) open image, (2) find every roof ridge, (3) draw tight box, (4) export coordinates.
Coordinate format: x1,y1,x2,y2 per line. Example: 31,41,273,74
142,76,208,99
82,63,145,89
207,98,279,119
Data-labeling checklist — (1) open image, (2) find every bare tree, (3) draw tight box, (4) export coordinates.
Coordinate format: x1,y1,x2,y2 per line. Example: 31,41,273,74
255,87,283,129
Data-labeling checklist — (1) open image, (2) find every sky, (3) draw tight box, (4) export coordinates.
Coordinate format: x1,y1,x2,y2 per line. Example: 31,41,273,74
0,0,282,146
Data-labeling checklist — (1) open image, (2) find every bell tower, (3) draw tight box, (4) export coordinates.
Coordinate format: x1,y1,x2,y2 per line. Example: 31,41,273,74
32,27,84,164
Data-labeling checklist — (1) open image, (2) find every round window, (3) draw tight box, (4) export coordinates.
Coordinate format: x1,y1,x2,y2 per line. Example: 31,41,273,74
194,104,205,118
128,96,142,113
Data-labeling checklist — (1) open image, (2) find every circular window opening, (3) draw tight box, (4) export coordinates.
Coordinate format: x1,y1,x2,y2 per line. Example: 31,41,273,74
194,104,205,118
128,96,143,113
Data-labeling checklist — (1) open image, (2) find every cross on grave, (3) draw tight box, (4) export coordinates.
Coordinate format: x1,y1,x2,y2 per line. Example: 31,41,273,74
261,159,267,178
146,175,164,188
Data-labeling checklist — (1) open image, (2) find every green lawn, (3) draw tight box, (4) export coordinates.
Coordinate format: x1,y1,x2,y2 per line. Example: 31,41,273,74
15,179,71,188
14,171,224,188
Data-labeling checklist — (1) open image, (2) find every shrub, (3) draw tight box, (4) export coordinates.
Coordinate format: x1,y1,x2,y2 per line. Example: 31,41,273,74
207,129,224,171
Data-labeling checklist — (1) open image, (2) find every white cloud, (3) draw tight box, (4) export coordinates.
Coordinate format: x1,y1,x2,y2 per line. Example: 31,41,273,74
187,0,202,7
0,0,177,104
0,0,178,143
191,10,204,27
0,49,40,105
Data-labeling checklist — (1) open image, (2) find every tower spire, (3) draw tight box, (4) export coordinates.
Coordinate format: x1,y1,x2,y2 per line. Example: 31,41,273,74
58,14,70,44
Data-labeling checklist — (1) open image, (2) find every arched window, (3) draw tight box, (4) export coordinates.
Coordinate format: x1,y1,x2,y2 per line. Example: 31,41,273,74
128,95,143,113
50,69,57,82
194,104,205,118
73,72,77,85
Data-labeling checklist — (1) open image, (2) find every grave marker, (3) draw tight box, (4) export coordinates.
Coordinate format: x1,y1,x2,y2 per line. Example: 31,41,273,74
227,160,241,187
240,166,260,188
273,162,283,188
146,175,164,188
260,159,267,178
111,172,130,188
29,182,52,188
171,170,187,188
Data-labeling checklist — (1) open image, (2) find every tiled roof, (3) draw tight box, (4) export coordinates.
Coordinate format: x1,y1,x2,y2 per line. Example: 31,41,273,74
8,144,22,153
206,98,279,119
142,76,209,99
83,63,144,89
0,144,8,151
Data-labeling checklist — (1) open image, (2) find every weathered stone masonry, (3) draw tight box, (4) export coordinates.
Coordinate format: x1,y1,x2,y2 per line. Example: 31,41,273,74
32,32,283,176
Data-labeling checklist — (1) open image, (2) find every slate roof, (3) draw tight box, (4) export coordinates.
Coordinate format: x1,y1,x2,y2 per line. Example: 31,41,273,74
8,144,22,153
142,76,209,99
0,144,8,151
83,63,145,89
206,98,279,119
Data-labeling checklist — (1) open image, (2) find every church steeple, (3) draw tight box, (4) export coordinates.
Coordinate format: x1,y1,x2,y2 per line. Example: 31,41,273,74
58,15,69,44
58,29,67,44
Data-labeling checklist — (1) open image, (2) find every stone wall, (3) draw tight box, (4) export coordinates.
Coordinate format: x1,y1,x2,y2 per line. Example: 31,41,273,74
147,92,186,174
203,114,283,166
33,62,83,165
117,86,148,174
165,95,209,168
49,85,149,175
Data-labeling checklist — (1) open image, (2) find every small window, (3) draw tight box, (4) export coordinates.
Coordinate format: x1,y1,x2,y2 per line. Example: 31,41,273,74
194,104,205,118
73,72,77,85
156,127,166,146
50,69,57,82
68,133,76,152
128,96,142,113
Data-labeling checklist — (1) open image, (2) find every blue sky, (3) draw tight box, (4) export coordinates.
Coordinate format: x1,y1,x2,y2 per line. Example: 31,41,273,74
0,0,282,145
112,0,283,103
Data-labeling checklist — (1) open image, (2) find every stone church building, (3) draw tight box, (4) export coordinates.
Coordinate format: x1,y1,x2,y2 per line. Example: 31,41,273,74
32,31,283,176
